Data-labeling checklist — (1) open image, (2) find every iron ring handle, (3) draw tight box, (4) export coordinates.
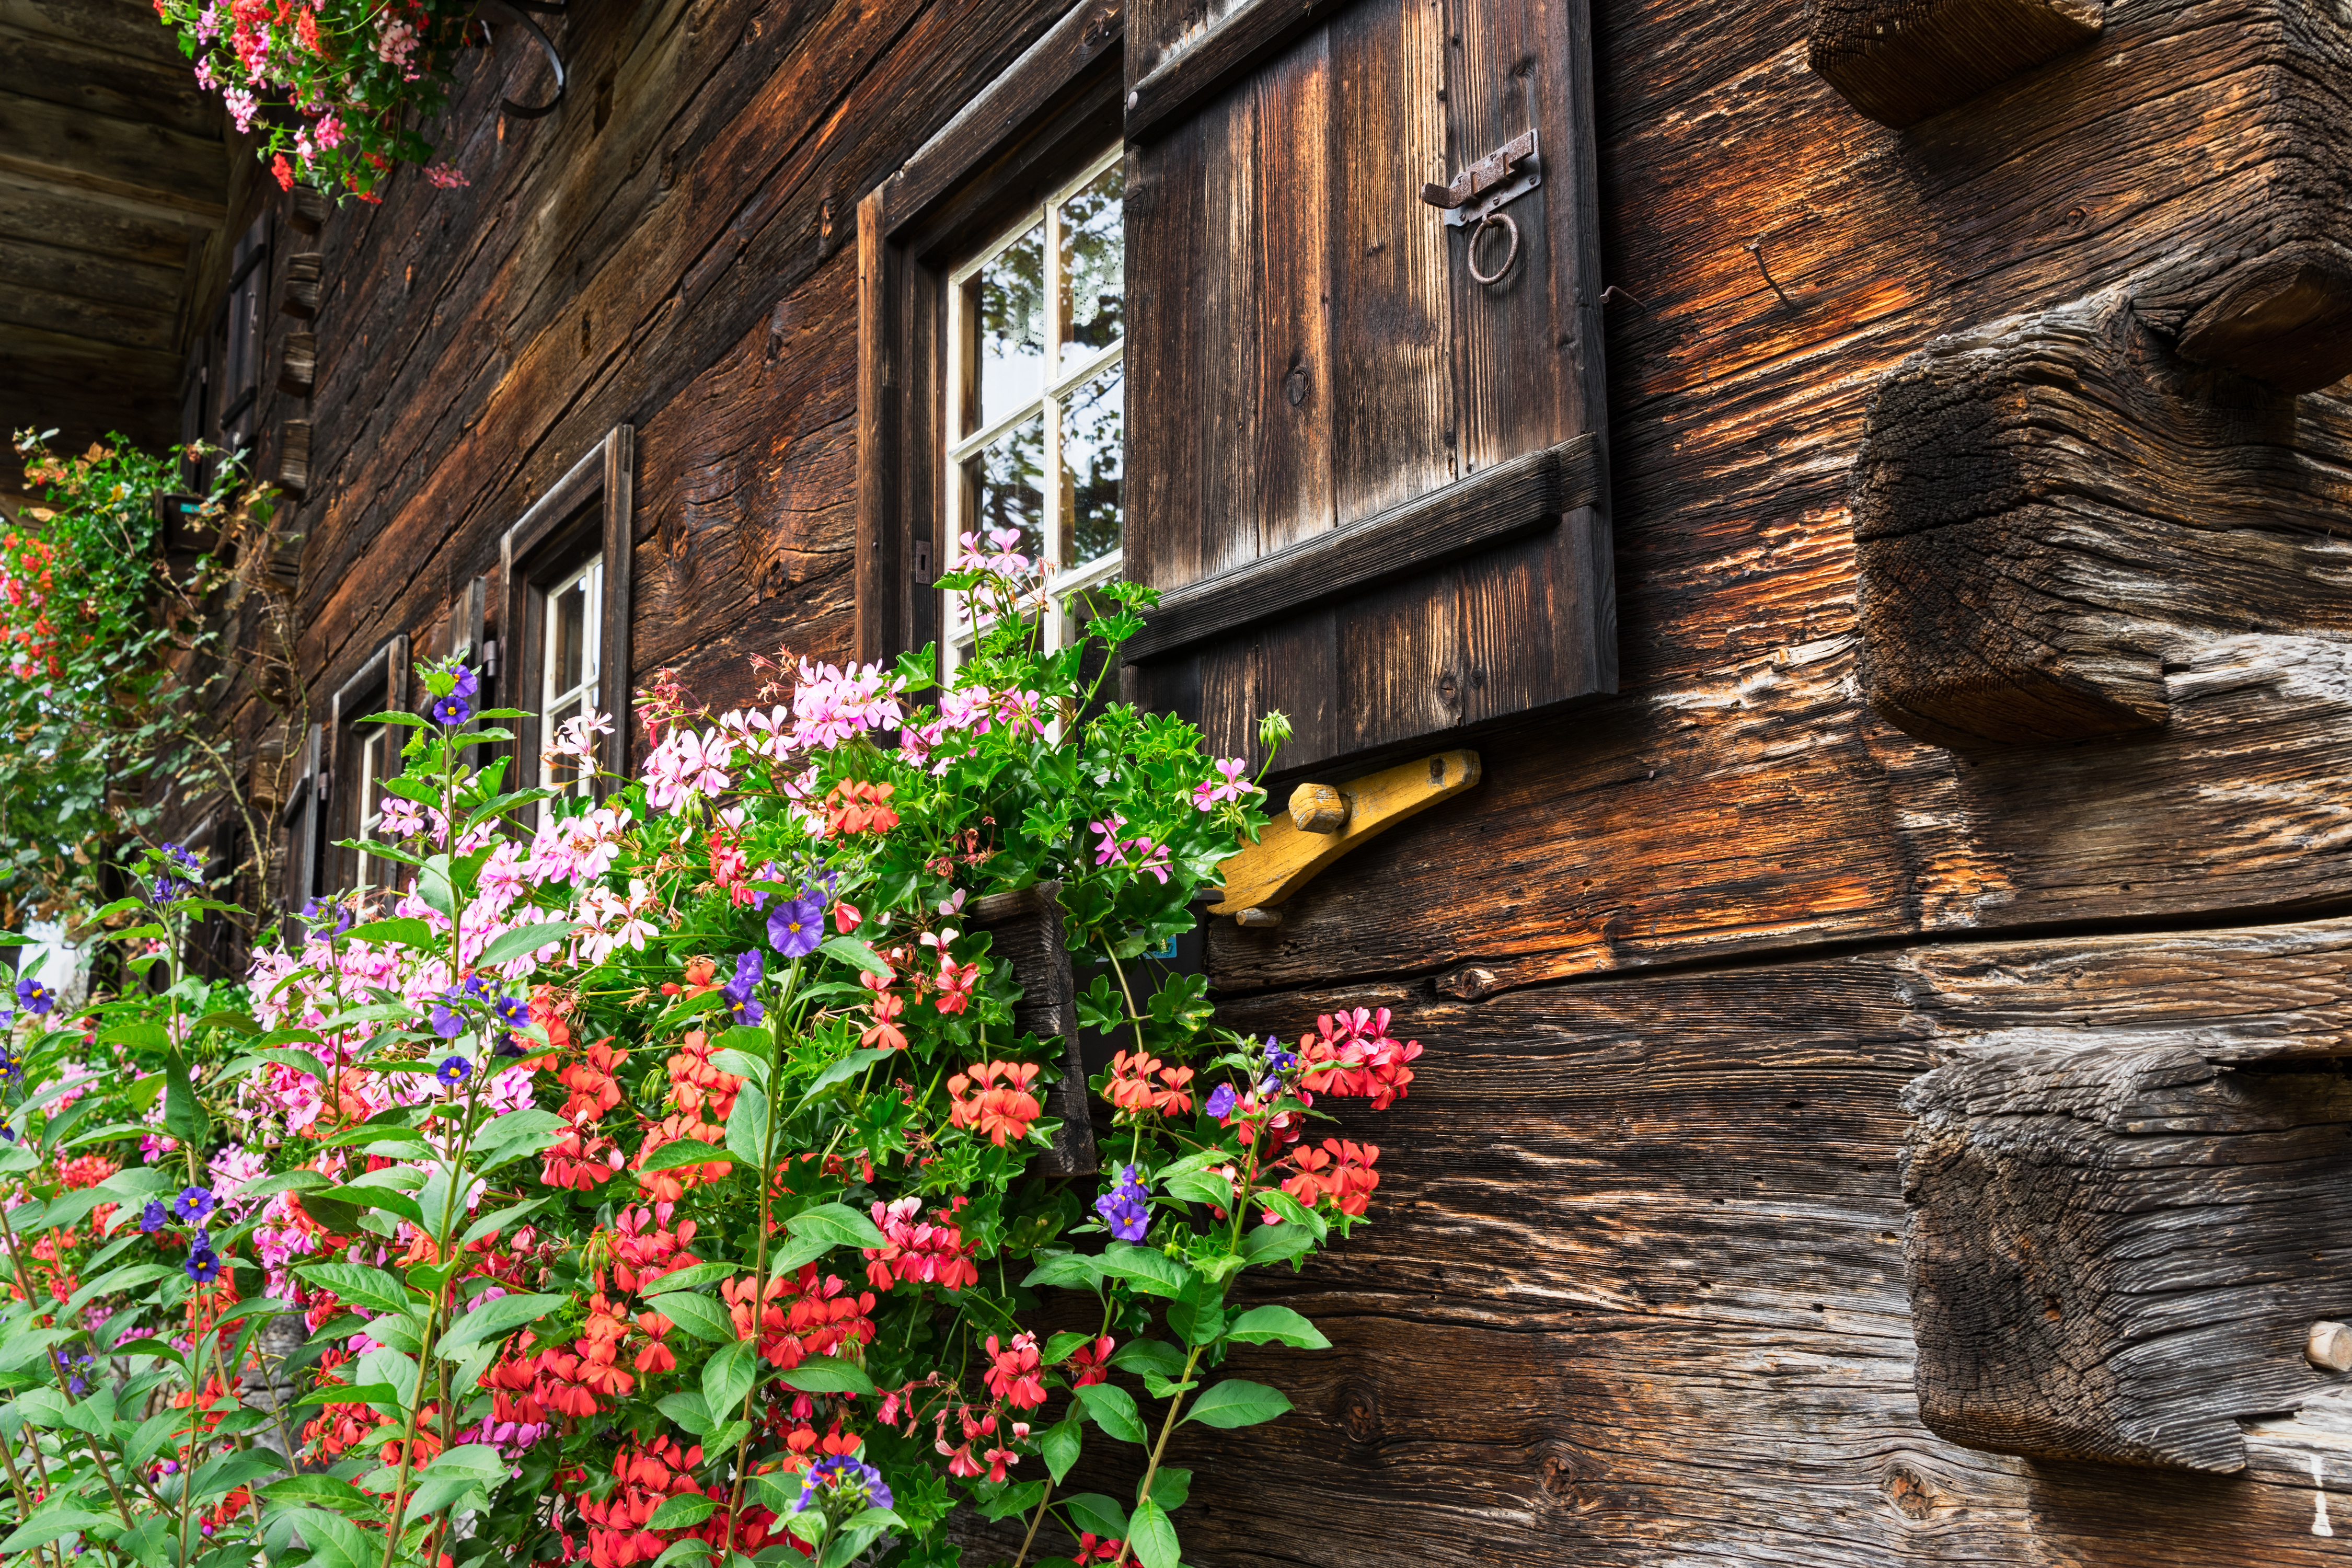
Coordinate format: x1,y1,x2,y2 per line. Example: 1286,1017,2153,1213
1466,211,1519,286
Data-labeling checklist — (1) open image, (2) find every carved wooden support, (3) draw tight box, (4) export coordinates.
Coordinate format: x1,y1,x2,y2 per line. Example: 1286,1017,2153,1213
1850,287,2352,748
965,882,1096,1176
282,252,322,320
1902,1039,2352,1471
276,331,316,398
1211,750,1481,921
1806,0,2104,128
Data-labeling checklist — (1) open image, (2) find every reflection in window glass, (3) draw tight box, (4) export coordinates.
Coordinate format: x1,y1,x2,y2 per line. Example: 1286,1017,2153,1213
540,556,603,801
943,147,1124,672
969,224,1045,437
1060,368,1122,569
1058,162,1124,360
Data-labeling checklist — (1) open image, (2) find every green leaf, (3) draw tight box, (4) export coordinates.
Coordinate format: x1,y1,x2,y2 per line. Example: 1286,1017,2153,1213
341,917,439,951
435,1292,569,1356
2,1506,121,1553
654,1391,713,1438
417,855,456,917
293,1381,402,1409
648,1493,717,1529
702,1339,758,1420
1127,1498,1182,1568
649,1290,734,1344
1062,1494,1128,1541
1142,1466,1191,1512
1021,1251,1102,1290
473,1108,571,1171
279,1507,371,1568
259,1472,383,1517
1225,1304,1331,1348
163,1047,209,1145
723,1082,769,1170
638,1137,733,1175
1041,1417,1082,1483
236,1168,332,1203
477,919,579,968
1042,1331,1095,1366
1109,1340,1188,1379
1162,1168,1235,1208
1260,1187,1328,1240
642,1261,739,1296
1097,1241,1190,1298
1182,1378,1294,1429
786,1201,887,1250
778,1356,875,1396
794,1046,893,1108
1239,1219,1316,1267
817,935,892,977
975,1480,1047,1523
294,1262,411,1314
1074,1382,1147,1445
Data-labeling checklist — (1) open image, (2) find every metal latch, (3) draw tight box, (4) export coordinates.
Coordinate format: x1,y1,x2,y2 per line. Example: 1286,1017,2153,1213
1421,129,1540,285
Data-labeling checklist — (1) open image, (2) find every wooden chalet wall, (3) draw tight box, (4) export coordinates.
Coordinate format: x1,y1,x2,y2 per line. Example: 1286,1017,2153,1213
222,0,2352,1561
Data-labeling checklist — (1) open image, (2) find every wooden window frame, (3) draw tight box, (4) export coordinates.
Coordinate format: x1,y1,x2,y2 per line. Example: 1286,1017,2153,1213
855,0,1125,668
280,720,324,920
217,211,270,454
325,633,409,897
499,425,635,793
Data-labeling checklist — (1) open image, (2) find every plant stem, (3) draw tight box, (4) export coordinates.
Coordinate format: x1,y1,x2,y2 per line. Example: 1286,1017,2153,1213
0,1201,140,1538
1011,1479,1055,1568
1107,1342,1205,1568
0,1428,68,1568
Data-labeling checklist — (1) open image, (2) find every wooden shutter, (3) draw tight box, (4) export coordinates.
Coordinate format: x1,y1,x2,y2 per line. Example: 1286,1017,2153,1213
1122,0,1611,774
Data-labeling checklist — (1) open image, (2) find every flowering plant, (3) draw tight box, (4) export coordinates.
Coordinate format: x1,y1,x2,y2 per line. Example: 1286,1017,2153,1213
2,431,294,933
0,544,1426,1568
153,3,481,201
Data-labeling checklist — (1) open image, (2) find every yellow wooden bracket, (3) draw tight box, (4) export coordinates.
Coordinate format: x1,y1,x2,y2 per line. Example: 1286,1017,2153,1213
1210,749,1482,924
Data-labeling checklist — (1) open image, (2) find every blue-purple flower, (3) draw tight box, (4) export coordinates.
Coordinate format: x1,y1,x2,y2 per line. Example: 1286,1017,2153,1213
1261,1037,1298,1074
172,1186,215,1225
0,1047,19,1086
768,893,826,959
723,950,765,1025
1204,1083,1238,1120
436,1056,472,1087
149,841,205,903
14,976,51,1017
492,994,530,1029
431,664,479,727
1094,1164,1150,1242
793,1454,893,1514
184,1247,222,1285
139,1198,169,1233
428,991,465,1039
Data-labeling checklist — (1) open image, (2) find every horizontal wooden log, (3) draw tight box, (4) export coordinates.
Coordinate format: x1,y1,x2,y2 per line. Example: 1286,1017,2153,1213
1849,286,2352,748
1805,0,2105,128
0,87,226,218
277,331,316,398
281,251,321,320
1903,1040,2352,1471
276,420,311,499
2177,241,2352,395
0,21,223,140
1124,433,1602,665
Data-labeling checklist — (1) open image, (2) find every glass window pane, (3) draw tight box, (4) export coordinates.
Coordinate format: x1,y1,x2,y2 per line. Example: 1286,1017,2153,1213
965,224,1045,436
961,413,1046,567
551,579,587,700
1058,162,1124,360
1059,366,1123,568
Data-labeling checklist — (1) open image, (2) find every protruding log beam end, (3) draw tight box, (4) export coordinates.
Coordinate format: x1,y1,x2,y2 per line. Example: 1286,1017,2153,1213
1234,907,1282,929
2308,1321,2352,1374
275,420,312,501
1287,782,1348,834
2177,246,2352,395
1904,1041,2352,1471
1806,0,2104,129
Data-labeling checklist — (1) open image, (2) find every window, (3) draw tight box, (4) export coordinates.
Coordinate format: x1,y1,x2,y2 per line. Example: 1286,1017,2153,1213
499,426,633,797
325,635,408,897
852,0,1124,670
940,148,1124,673
539,556,604,798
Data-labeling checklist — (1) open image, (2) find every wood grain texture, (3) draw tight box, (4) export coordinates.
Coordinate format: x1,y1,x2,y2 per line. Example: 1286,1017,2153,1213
1903,1040,2352,1472
1806,0,2104,128
1123,0,1356,140
1848,286,2352,747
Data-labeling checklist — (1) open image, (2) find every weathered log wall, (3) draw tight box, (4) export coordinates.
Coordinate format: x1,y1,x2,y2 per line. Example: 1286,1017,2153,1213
212,0,2352,1560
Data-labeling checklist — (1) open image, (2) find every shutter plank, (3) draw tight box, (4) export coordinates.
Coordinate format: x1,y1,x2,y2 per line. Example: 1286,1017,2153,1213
1330,0,1457,523
1340,562,1465,755
1127,119,1209,590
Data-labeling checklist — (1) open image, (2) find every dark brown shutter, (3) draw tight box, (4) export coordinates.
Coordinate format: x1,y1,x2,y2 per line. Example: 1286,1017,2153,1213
1123,0,1612,775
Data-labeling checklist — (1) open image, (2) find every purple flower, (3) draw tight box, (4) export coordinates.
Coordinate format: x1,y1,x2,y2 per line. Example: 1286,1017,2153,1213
1261,1037,1298,1074
1094,1163,1150,1242
436,1056,472,1088
428,992,465,1038
748,861,782,912
452,665,479,704
0,1047,18,1085
172,1186,215,1225
768,894,825,959
794,1454,893,1513
1204,1083,1237,1120
492,995,530,1028
139,1198,168,1233
723,950,765,1025
14,977,51,1017
184,1247,222,1285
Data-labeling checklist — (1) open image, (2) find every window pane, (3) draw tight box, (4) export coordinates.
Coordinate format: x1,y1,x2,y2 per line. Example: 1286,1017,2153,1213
551,577,587,700
961,413,1045,567
1060,366,1123,568
965,224,1045,436
1059,161,1124,360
